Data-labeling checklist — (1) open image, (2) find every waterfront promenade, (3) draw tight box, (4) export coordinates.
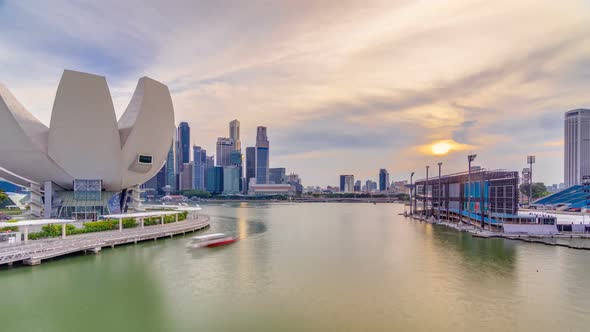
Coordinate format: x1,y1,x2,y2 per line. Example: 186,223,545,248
408,214,590,250
0,215,210,266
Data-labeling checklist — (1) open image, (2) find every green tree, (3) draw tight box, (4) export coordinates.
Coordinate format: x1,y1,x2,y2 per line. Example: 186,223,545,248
179,189,212,199
519,182,550,200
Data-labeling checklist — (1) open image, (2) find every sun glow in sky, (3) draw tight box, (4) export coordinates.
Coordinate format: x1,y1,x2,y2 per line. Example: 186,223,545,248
0,0,589,186
432,142,452,155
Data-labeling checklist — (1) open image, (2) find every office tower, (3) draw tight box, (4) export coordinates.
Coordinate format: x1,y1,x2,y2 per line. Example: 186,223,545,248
165,143,176,190
379,169,390,191
203,155,214,190
193,146,207,190
176,122,190,188
142,165,166,197
229,119,241,152
269,168,286,184
255,126,269,184
339,175,354,193
245,147,256,192
354,180,361,192
180,162,193,190
230,150,243,191
206,166,224,194
177,122,190,167
287,173,301,184
216,137,234,166
223,166,240,195
565,109,590,187
365,180,372,192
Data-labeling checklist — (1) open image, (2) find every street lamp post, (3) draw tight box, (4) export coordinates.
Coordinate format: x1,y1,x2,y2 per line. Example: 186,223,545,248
425,166,430,219
410,172,415,215
467,154,477,226
438,162,442,222
527,155,535,206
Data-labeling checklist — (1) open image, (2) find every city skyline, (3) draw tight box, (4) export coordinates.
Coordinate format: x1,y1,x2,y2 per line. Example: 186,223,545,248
1,1,589,186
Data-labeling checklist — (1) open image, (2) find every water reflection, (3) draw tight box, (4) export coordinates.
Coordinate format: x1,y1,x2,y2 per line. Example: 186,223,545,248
1,245,167,332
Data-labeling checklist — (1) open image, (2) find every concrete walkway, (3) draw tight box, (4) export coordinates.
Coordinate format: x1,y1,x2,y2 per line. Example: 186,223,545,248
0,215,210,266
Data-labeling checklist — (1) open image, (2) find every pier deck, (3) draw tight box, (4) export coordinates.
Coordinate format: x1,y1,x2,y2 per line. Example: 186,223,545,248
0,215,210,266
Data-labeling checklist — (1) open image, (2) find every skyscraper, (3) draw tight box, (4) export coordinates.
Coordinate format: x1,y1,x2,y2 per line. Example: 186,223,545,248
354,180,361,192
230,150,243,191
339,175,354,193
165,143,176,190
379,169,390,191
193,146,207,190
245,147,256,192
216,137,234,166
204,155,214,190
223,166,240,195
206,166,224,194
255,126,269,184
565,109,590,187
229,119,241,152
269,167,286,184
180,162,193,190
176,122,190,188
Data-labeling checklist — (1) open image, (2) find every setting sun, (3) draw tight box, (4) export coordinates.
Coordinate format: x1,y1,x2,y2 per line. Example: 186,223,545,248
432,141,452,155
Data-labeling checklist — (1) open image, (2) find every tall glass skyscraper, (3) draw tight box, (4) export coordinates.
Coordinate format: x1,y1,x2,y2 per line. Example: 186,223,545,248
176,122,190,188
340,175,354,192
269,167,286,184
245,147,256,192
379,169,390,191
193,146,207,190
229,119,241,152
255,126,269,184
216,137,234,166
565,109,590,187
165,143,175,190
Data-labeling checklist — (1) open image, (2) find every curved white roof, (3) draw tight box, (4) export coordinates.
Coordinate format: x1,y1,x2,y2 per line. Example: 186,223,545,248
0,70,175,192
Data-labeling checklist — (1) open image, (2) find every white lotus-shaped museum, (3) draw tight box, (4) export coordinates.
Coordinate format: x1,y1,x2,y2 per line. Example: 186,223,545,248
0,69,175,195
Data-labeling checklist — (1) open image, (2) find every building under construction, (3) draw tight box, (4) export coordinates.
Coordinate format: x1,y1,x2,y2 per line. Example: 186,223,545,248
413,168,520,227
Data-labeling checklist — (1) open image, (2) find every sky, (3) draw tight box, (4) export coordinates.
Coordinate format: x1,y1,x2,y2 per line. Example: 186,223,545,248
1,0,589,187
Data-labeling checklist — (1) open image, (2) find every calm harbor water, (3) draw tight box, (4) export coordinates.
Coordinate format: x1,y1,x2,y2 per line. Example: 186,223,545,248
2,203,590,331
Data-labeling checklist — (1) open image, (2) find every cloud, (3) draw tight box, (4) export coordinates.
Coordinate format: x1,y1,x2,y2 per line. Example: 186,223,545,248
1,0,589,186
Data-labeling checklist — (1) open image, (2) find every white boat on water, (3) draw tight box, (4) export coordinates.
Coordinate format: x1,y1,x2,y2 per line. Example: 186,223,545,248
188,233,237,248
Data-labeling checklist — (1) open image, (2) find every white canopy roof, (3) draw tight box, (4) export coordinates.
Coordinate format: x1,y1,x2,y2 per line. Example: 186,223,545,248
0,219,75,227
101,211,181,219
174,206,202,211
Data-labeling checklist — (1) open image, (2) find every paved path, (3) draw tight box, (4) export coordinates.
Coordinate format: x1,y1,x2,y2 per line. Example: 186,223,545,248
0,215,210,266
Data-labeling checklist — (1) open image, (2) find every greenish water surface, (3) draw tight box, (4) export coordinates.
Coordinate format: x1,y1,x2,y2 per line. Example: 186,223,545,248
1,203,590,331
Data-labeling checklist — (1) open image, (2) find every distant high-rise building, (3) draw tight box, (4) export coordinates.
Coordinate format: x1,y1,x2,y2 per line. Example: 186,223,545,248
177,122,190,165
269,167,286,184
287,173,301,184
223,166,240,195
229,119,241,152
176,122,190,187
230,150,243,191
339,175,354,193
354,180,361,192
216,137,234,166
245,147,256,192
203,155,215,190
193,146,207,190
256,126,270,184
165,143,176,190
206,166,224,194
180,162,193,190
379,169,390,191
365,180,377,192
565,109,590,187
142,164,166,198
